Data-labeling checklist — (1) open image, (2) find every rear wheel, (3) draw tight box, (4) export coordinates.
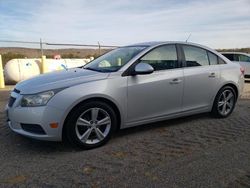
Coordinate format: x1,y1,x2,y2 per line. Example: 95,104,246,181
211,86,236,118
65,101,117,149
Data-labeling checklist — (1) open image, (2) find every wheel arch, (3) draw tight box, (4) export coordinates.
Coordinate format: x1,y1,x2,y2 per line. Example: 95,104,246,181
221,83,239,100
62,97,122,141
211,82,238,117
212,82,239,110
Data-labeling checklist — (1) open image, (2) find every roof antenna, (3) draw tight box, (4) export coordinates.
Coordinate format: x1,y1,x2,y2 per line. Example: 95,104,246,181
185,34,192,42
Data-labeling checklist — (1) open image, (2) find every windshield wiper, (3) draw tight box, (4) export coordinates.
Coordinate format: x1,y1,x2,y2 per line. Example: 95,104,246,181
84,67,99,72
84,67,116,73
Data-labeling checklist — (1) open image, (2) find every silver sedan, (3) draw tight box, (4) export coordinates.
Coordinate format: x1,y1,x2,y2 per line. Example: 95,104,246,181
6,42,245,149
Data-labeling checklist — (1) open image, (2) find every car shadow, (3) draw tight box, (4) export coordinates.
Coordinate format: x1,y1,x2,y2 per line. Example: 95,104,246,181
6,112,210,153
115,112,209,138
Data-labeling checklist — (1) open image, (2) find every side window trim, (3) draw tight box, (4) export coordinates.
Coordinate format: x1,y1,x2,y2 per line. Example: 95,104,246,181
206,51,211,65
177,44,186,68
176,44,184,68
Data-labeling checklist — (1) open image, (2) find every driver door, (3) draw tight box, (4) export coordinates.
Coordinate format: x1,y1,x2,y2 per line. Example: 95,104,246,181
126,44,184,124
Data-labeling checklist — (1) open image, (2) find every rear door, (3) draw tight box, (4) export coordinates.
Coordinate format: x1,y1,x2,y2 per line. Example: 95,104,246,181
181,44,220,111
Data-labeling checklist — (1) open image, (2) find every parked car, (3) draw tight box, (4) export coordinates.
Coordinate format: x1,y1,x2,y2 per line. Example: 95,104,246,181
221,52,250,79
6,42,245,149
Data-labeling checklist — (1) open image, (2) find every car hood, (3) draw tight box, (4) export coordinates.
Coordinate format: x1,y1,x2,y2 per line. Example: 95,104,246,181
15,68,109,94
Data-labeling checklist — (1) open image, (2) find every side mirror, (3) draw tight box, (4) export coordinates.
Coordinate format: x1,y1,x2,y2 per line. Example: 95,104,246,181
133,62,154,75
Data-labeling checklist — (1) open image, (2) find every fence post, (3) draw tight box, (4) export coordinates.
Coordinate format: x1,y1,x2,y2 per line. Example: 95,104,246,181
41,55,47,73
40,38,43,56
98,41,101,56
0,55,5,88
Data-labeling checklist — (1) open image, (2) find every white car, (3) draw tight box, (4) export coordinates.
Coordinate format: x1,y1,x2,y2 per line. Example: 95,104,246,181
221,52,250,79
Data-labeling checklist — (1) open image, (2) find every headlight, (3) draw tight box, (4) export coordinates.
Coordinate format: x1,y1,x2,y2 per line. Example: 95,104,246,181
21,91,55,107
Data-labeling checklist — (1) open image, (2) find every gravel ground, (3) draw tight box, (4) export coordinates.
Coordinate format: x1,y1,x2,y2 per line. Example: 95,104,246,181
0,84,250,187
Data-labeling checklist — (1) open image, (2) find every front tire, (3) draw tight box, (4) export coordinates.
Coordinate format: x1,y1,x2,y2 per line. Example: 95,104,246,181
211,86,236,118
65,101,117,149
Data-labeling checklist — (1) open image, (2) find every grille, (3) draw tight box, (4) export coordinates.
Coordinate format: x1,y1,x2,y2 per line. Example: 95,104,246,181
21,124,46,135
8,96,16,107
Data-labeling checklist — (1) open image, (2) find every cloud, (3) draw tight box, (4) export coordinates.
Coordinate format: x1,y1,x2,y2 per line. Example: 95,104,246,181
0,0,249,48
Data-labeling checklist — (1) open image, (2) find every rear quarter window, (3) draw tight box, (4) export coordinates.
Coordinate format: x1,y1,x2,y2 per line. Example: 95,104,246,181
208,52,218,65
218,57,227,64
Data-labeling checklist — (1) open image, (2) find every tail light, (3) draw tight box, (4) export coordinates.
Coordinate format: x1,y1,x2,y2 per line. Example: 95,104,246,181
240,67,245,75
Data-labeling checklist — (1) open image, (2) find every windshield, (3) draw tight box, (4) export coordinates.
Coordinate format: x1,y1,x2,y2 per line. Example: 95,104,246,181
83,46,147,72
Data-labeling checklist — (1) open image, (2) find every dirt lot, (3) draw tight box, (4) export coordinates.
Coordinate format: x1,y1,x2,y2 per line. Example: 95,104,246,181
0,84,250,187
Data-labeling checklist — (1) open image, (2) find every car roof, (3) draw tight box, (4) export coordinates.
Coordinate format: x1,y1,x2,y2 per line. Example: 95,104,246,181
124,41,215,49
126,41,167,47
124,41,219,55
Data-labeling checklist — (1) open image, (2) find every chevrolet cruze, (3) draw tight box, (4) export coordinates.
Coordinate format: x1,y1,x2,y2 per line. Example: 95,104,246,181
6,42,245,149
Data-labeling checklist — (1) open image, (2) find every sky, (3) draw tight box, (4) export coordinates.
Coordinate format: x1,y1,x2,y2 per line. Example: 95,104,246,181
0,0,250,49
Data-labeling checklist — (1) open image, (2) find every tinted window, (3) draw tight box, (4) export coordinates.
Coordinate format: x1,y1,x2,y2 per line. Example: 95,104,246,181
223,54,234,61
183,45,209,67
140,45,178,71
208,52,218,65
239,54,250,62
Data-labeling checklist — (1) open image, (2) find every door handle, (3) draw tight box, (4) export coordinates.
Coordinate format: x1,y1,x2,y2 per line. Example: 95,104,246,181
208,72,216,78
170,78,182,84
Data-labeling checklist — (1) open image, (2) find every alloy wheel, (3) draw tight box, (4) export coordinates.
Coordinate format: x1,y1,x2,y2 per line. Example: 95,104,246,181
217,89,235,116
75,107,111,144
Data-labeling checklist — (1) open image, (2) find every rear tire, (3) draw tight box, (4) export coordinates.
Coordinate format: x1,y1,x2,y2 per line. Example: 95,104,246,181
211,86,236,118
65,101,117,149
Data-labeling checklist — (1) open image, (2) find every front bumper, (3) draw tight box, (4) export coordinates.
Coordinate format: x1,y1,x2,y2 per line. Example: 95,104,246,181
6,91,64,141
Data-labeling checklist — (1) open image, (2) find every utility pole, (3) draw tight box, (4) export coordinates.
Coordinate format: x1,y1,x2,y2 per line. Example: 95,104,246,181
98,41,101,56
40,38,43,56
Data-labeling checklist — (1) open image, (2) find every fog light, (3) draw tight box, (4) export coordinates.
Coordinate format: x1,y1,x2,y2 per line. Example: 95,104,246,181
50,122,59,128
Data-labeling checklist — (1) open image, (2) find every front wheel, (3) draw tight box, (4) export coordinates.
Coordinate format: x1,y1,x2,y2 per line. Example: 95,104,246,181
211,86,236,118
65,101,118,149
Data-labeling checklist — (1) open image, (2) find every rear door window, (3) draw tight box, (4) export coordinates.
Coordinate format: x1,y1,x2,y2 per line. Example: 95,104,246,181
182,45,209,67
